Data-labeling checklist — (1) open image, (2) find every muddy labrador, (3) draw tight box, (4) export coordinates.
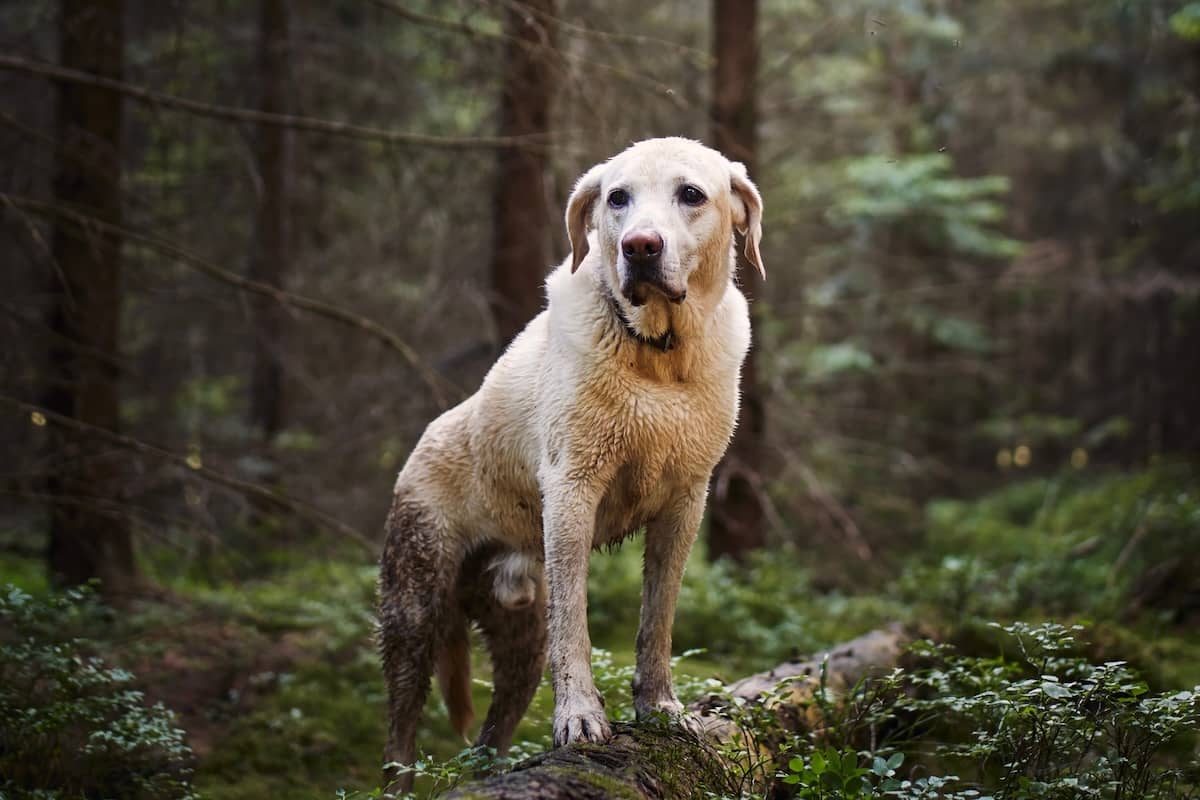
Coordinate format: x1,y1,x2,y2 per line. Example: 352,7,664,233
378,137,764,788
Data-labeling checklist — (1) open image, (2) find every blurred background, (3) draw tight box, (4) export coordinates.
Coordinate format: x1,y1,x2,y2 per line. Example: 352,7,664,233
1,1,1198,799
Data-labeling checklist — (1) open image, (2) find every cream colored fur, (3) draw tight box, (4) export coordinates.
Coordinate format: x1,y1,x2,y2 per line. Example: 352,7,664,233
389,136,764,749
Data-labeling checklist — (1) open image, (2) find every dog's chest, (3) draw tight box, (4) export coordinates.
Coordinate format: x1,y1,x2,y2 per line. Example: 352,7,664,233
592,461,675,546
583,373,735,544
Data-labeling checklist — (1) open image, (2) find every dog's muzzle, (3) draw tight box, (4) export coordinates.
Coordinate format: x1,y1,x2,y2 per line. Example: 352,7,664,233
619,230,686,306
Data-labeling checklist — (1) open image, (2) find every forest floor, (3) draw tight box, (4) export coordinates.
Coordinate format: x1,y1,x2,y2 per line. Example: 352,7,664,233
2,462,1198,799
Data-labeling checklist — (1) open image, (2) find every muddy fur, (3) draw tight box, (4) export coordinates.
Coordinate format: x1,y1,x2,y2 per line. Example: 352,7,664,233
379,505,547,792
377,138,764,791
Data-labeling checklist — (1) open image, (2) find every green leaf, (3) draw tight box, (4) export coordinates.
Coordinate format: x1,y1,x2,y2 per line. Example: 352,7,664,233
1170,3,1200,40
1041,679,1073,699
806,341,876,378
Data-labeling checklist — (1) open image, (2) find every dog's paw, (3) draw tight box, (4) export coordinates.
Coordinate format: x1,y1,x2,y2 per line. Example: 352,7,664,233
553,701,612,747
635,696,706,738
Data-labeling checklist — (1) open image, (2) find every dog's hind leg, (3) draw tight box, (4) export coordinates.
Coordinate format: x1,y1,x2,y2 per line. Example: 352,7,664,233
463,549,547,758
378,497,461,794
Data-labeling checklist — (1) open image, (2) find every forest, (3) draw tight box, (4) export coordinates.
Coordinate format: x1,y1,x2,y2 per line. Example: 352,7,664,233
1,0,1199,798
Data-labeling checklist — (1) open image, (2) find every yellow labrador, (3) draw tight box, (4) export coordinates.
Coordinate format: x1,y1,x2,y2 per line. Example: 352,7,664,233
379,137,764,787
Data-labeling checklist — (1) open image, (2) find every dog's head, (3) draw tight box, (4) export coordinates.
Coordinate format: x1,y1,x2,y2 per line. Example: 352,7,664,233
565,138,764,307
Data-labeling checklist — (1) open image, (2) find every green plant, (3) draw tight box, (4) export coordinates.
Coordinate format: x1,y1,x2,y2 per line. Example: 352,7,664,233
901,464,1200,629
901,622,1200,799
782,748,904,798
379,746,504,799
0,585,196,800
705,622,1198,800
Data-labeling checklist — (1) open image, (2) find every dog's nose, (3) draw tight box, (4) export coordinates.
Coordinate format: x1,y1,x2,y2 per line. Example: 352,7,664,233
621,230,664,262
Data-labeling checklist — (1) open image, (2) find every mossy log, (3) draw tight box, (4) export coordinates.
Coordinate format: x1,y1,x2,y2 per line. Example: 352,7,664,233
446,624,911,800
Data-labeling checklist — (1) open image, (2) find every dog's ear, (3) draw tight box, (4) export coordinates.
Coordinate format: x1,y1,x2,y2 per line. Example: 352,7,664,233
729,161,766,280
566,163,604,273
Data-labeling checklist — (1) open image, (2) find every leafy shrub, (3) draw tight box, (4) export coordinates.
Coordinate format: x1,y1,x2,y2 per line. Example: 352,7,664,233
900,622,1200,799
188,564,388,800
773,623,1199,800
831,153,1022,260
900,464,1200,624
0,585,195,800
782,748,905,799
709,623,1199,800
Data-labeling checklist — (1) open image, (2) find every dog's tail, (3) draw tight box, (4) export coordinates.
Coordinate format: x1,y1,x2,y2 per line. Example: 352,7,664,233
436,614,474,742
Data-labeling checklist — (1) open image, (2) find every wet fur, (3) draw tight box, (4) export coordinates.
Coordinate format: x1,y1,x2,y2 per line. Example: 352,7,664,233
378,138,764,791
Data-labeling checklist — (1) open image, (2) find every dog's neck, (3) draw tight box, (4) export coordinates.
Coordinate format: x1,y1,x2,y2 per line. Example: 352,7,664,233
607,267,730,355
604,287,730,383
608,294,677,352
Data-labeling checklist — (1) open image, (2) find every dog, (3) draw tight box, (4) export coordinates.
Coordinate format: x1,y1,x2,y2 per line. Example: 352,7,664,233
378,137,764,789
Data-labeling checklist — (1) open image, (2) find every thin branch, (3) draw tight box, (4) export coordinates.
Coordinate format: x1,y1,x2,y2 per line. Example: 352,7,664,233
374,0,708,64
0,54,551,151
0,189,72,308
2,395,378,555
0,489,221,546
1108,516,1150,588
485,0,709,63
0,302,135,378
3,193,460,409
368,0,509,43
367,1,693,112
788,453,873,561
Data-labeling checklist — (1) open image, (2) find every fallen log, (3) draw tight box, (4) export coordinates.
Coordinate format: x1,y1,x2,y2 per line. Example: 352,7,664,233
446,624,912,800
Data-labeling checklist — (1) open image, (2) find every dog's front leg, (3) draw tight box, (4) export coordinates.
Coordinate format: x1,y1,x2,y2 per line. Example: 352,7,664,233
542,481,611,747
633,481,706,725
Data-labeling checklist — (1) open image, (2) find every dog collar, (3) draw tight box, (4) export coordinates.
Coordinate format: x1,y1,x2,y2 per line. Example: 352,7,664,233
609,295,676,353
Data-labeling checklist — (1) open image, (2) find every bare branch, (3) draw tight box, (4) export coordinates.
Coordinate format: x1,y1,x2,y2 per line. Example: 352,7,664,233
3,193,461,409
365,2,693,112
486,0,710,63
787,453,874,561
368,0,509,43
1,395,378,555
0,54,551,151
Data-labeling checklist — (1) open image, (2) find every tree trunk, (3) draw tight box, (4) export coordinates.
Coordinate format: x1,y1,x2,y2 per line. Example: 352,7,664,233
44,0,135,595
446,626,910,800
708,0,766,563
248,0,291,441
488,0,557,345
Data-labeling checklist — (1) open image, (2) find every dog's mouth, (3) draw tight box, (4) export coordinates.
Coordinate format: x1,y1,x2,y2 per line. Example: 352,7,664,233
620,277,687,307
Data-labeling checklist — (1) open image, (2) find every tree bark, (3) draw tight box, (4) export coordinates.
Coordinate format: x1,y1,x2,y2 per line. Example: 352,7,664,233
708,0,766,563
43,0,135,595
488,0,557,345
248,0,291,441
446,625,911,800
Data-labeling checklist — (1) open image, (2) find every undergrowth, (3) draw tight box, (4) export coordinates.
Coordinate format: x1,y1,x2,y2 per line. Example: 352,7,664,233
763,622,1200,799
0,586,196,800
1,463,1197,799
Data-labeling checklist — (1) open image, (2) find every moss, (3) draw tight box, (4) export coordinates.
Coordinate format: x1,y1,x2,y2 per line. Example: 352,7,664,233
541,765,643,800
625,724,736,800
0,553,48,594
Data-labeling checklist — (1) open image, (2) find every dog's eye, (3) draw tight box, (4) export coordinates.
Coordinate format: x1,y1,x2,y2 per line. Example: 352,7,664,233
679,184,706,206
607,189,630,209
